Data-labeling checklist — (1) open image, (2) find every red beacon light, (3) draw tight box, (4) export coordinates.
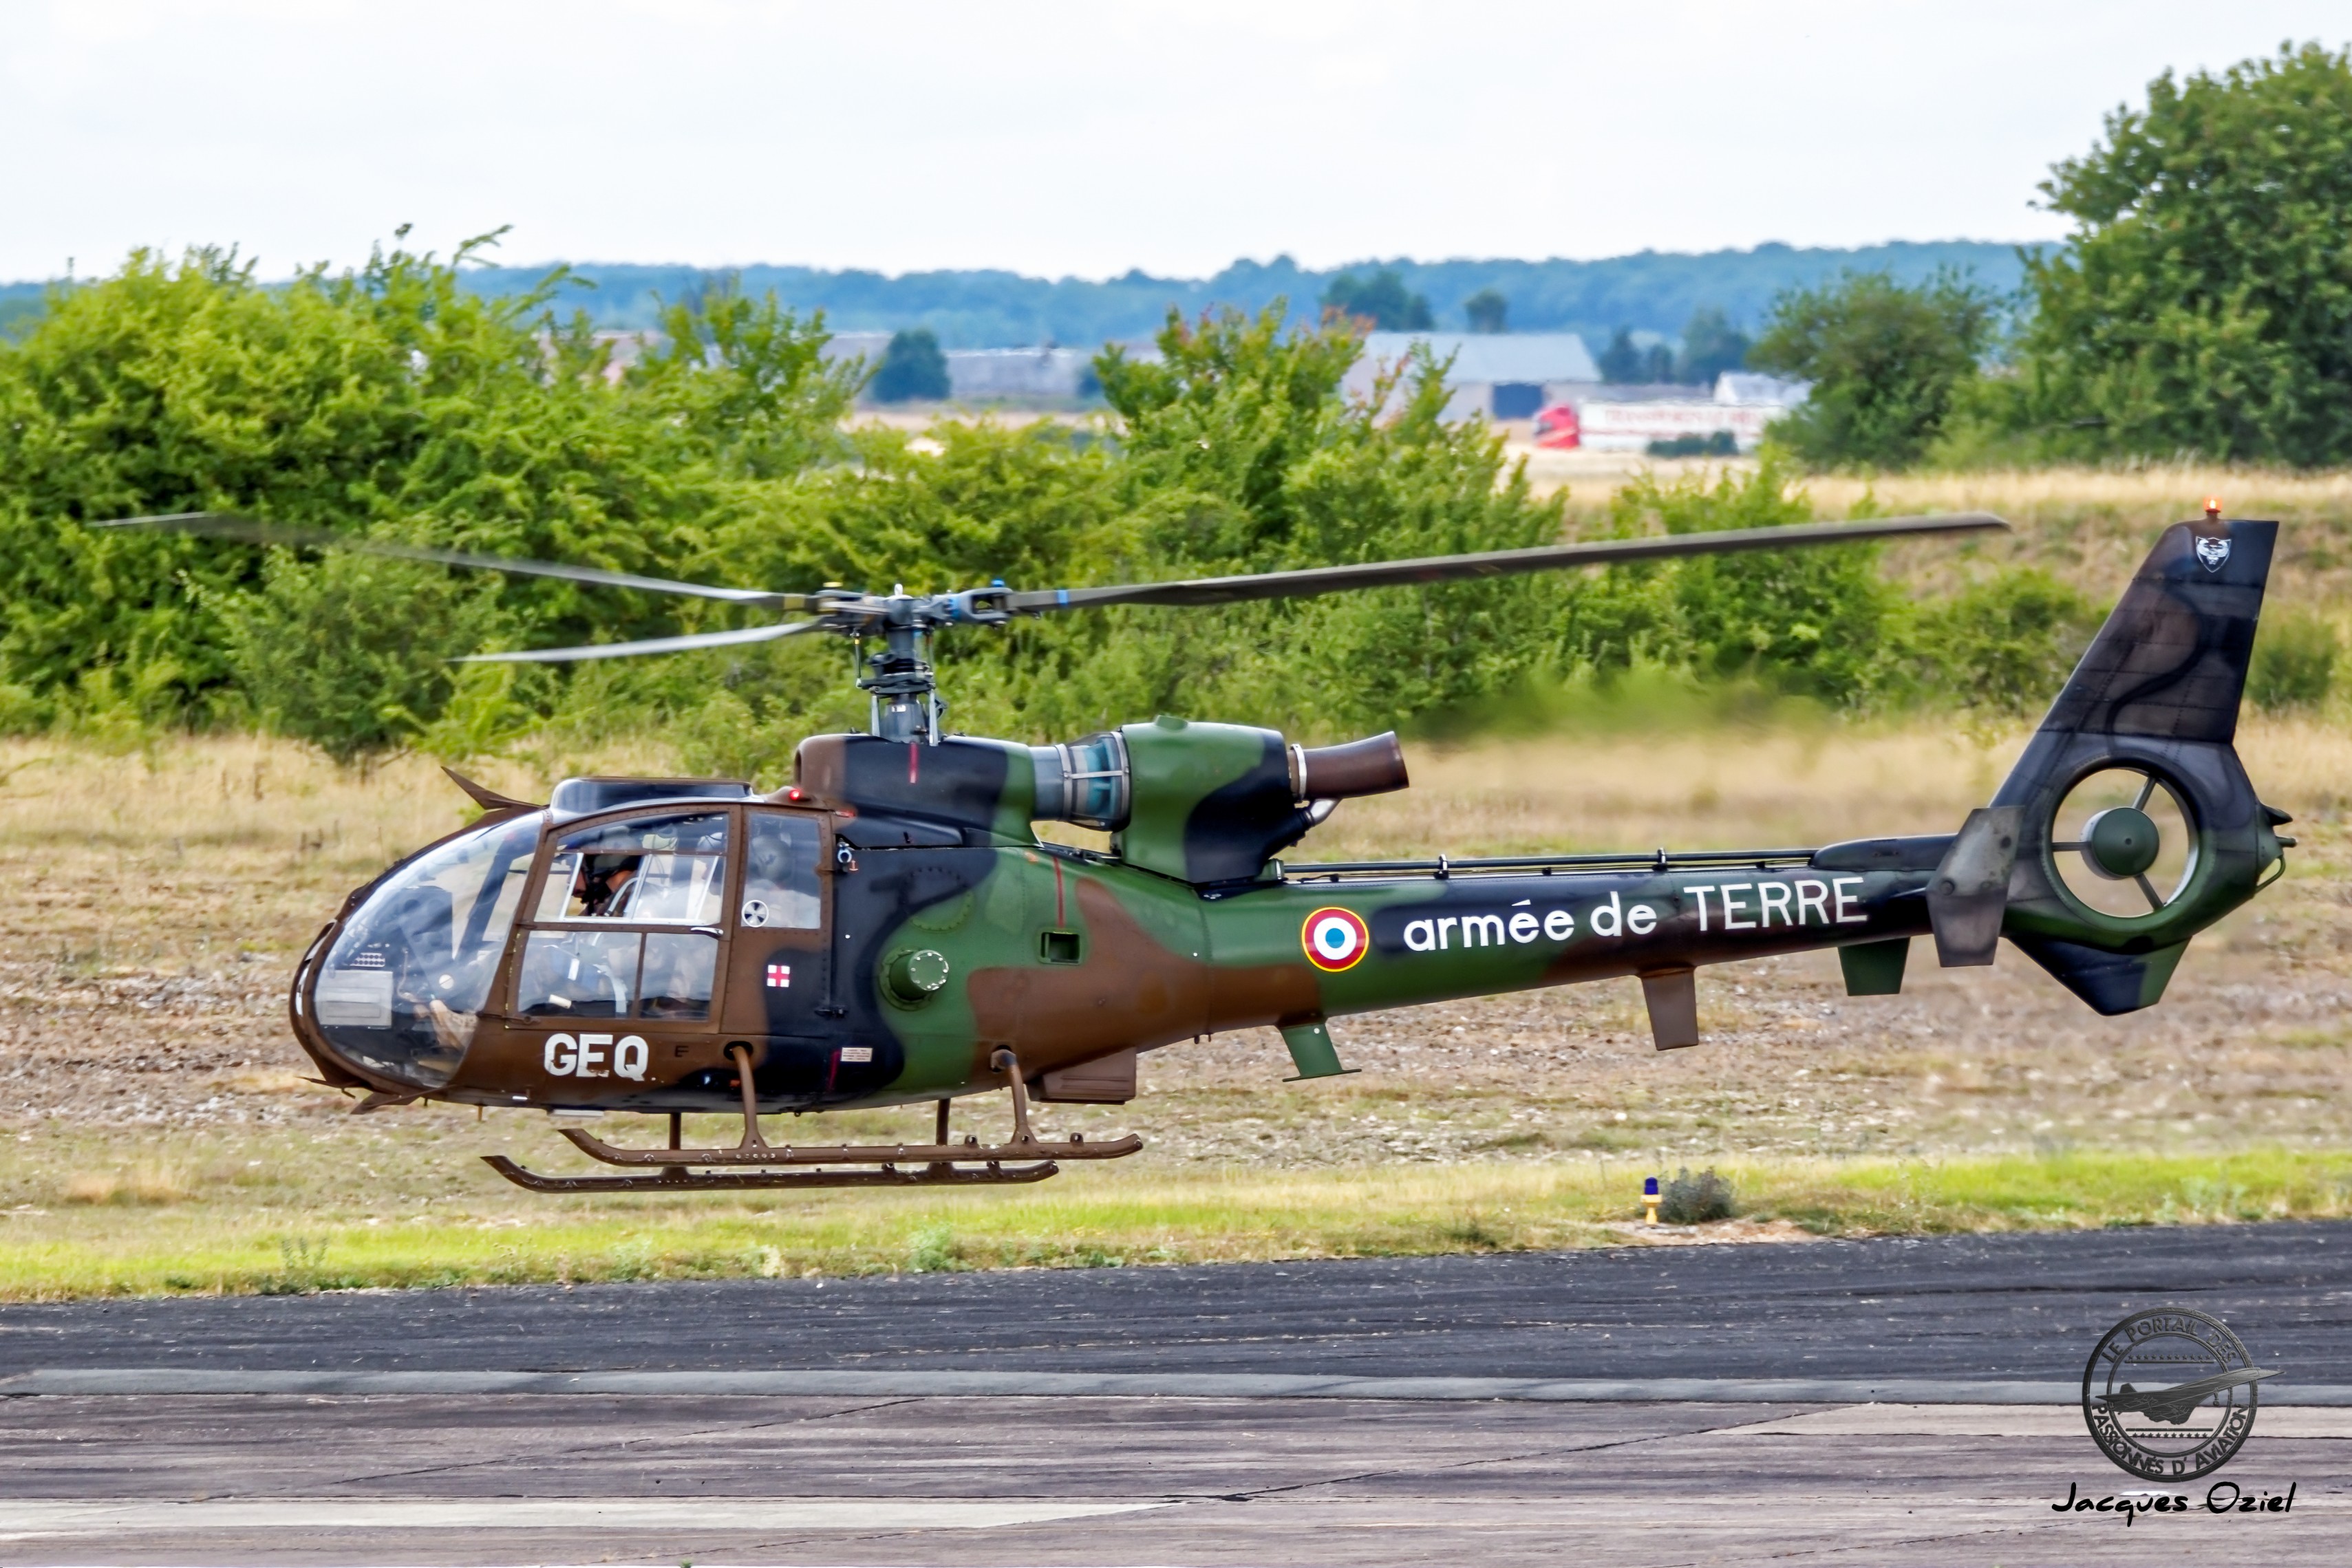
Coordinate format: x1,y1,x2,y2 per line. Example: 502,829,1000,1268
2205,497,2224,520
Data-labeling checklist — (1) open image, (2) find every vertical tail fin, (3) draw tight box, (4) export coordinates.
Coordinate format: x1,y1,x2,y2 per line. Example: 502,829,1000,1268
2032,519,2273,743
1989,518,2288,1015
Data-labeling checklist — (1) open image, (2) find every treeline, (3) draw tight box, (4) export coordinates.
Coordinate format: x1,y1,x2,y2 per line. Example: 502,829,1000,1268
466,242,2022,350
0,241,2011,353
0,241,2095,773
1755,43,2352,473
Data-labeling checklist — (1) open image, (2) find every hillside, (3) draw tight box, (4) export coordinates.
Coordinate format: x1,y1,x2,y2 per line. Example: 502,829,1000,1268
0,241,2031,350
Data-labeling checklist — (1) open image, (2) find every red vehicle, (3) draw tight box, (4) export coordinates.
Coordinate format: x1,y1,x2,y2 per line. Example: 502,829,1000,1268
1533,404,1581,449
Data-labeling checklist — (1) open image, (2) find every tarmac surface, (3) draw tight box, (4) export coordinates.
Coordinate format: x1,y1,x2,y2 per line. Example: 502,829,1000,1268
6,1219,2351,1380
3,1223,2349,1564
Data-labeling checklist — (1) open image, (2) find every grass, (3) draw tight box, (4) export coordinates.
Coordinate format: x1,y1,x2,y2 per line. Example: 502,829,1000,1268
5,1135,2349,1300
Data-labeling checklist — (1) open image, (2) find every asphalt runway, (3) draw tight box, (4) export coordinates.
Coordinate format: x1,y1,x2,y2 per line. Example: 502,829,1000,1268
4,1220,2350,1380
3,1224,2349,1565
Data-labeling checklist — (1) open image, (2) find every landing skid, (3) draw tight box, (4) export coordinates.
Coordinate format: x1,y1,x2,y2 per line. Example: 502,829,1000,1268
482,1048,1142,1193
482,1155,1062,1192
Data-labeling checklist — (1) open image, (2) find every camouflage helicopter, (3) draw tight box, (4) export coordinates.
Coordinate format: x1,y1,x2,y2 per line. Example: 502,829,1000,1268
104,507,2291,1192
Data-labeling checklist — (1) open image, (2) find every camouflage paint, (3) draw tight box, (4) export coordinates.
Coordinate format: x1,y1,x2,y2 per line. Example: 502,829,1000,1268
289,519,2291,1117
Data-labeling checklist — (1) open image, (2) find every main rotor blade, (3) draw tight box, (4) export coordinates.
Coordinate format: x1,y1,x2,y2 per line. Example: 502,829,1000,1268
92,512,796,607
1003,513,2009,613
456,620,823,664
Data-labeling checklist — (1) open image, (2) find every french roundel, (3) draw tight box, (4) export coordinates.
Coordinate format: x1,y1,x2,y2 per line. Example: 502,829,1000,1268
1302,907,1370,972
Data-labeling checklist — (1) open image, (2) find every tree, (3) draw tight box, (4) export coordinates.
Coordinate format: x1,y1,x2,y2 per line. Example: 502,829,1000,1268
0,238,857,744
1749,270,1996,469
1321,269,1433,332
1675,306,1750,385
1598,327,1672,385
2020,43,2352,465
870,327,950,402
1463,288,1508,334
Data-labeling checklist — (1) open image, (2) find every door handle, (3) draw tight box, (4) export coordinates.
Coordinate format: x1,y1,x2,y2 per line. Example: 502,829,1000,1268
689,925,724,938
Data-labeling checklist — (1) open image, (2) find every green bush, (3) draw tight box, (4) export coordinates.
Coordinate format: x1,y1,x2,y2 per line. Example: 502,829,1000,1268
1599,328,1673,384
1675,306,1751,385
1563,458,1895,709
220,553,511,765
2249,610,2340,712
0,237,857,749
0,250,2046,764
1912,568,2101,715
1659,1166,1736,1224
1645,431,1738,458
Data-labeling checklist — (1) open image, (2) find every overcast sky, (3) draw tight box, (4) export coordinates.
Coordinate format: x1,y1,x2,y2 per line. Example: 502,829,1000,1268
2,1,2345,283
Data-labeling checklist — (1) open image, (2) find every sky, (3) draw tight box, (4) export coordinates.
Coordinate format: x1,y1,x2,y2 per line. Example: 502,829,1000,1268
1,0,2346,283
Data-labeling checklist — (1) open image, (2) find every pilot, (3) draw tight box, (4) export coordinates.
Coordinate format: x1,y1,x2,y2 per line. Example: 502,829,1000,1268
579,859,639,919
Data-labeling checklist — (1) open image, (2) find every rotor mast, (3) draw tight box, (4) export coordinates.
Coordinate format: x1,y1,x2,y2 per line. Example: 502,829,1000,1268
862,590,944,744
847,583,1016,744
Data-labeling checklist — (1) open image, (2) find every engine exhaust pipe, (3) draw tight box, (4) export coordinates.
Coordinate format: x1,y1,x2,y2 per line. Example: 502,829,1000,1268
1290,732,1410,801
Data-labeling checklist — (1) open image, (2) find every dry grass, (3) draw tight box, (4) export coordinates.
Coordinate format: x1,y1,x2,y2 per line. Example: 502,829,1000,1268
1798,464,2352,524
1512,454,2352,617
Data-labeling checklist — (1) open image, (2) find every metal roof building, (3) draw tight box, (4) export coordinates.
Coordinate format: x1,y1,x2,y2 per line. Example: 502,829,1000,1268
1343,332,1599,422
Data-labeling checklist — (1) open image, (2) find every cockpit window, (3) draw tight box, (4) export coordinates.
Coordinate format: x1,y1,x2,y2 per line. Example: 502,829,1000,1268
515,811,731,1022
513,928,718,1020
740,811,822,930
311,812,541,1089
535,813,729,925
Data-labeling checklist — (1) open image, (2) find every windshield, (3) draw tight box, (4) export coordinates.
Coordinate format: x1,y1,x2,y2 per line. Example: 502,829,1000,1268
311,812,542,1089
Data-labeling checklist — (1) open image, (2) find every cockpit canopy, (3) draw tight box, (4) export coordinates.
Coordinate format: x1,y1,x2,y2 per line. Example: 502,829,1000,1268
310,811,542,1089
303,792,830,1093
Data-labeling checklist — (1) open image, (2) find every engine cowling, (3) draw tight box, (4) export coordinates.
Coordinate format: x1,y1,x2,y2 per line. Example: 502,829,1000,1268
793,720,1407,883
1039,718,1407,885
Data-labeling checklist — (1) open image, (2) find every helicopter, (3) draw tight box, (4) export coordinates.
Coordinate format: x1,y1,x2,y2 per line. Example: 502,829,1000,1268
100,506,2291,1193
